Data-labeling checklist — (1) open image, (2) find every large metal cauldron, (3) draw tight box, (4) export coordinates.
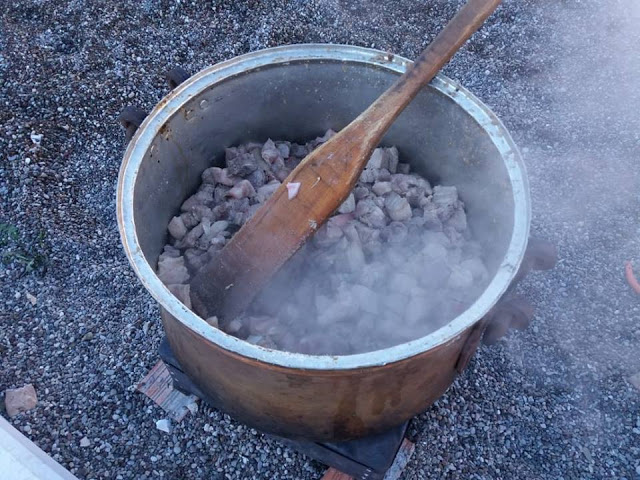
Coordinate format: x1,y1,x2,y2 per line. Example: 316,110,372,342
117,45,530,442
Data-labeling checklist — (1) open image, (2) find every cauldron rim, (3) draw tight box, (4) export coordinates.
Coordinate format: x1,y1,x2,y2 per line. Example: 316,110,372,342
117,44,530,371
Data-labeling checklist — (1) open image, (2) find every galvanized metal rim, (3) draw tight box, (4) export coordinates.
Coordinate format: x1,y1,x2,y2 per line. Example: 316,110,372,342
117,44,531,370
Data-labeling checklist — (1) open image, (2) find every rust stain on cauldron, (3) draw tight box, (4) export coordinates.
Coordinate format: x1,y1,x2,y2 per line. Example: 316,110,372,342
372,52,395,64
159,123,171,140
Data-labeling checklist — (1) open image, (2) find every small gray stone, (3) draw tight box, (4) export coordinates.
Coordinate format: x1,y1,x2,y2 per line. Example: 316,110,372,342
367,148,387,169
157,255,189,284
276,142,290,159
201,166,220,185
226,179,256,199
406,187,427,207
423,203,443,230
627,372,640,391
372,181,392,196
337,193,355,214
184,248,208,273
226,319,243,333
261,139,282,165
180,194,202,212
352,222,380,245
243,203,262,223
155,418,172,433
226,148,258,177
228,211,244,226
167,216,187,240
81,331,94,341
386,146,399,173
180,211,200,229
160,245,181,259
177,222,205,249
359,168,378,183
290,143,308,157
355,198,387,228
191,205,215,223
311,129,336,146
381,221,408,244
256,181,280,203
246,334,263,344
447,207,467,232
214,185,231,203
210,220,229,235
313,220,343,247
204,167,236,186
218,167,240,186
384,192,412,221
433,185,458,207
376,168,392,182
373,195,385,209
246,168,266,189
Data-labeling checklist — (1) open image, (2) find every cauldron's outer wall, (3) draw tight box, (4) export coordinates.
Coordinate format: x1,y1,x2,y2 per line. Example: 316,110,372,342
162,308,465,441
118,45,530,442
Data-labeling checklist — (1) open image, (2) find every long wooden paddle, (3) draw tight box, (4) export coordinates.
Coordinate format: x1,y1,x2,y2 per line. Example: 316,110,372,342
191,0,502,321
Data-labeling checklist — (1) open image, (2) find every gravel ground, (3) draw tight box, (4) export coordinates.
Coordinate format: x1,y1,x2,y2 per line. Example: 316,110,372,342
1,1,639,479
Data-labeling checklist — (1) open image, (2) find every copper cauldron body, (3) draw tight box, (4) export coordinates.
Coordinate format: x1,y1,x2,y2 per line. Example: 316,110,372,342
117,45,530,442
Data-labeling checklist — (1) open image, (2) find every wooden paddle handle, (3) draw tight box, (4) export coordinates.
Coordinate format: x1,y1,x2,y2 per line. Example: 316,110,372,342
350,0,502,137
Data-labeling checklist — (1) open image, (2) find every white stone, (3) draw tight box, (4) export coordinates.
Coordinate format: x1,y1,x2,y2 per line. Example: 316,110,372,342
337,193,355,214
155,418,172,433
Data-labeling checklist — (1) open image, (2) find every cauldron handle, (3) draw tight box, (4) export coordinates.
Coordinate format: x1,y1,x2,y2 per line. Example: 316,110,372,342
118,67,189,143
165,67,190,90
118,106,148,143
455,237,557,372
455,317,489,373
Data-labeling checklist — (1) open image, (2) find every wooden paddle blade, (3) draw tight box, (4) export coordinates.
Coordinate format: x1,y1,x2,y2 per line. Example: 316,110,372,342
190,124,376,321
